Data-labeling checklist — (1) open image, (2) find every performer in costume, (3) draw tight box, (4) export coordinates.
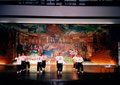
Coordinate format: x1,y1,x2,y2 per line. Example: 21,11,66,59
25,54,30,71
15,54,22,74
41,52,47,71
76,54,84,74
21,53,26,71
37,53,43,73
56,53,64,74
72,54,78,71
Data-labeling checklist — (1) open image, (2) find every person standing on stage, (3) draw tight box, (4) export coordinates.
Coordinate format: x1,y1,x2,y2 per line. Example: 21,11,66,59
56,53,64,74
21,53,26,71
37,53,43,73
41,52,47,71
76,54,84,74
72,54,78,71
25,54,30,71
15,54,22,74
56,53,60,72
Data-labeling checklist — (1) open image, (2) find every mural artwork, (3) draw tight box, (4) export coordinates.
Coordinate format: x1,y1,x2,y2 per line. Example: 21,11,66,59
0,24,117,65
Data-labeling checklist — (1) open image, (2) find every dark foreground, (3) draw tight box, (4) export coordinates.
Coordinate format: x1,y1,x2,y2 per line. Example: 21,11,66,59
0,65,120,85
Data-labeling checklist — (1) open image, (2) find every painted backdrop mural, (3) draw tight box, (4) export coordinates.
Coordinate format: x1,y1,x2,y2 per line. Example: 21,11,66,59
0,24,117,65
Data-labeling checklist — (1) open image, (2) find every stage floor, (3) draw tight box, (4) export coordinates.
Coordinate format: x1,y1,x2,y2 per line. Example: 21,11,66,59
0,65,119,85
0,65,118,81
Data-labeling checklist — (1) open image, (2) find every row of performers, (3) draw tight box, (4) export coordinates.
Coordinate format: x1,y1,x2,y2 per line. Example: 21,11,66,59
15,52,84,74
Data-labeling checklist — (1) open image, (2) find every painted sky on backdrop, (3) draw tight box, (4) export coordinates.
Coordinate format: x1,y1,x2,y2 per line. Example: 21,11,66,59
0,24,108,34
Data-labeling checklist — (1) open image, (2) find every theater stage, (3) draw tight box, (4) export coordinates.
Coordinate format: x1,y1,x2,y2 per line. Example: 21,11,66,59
0,64,119,84
0,65,119,85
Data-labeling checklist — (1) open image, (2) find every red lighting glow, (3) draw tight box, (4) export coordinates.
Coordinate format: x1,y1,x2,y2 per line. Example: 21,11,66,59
89,50,117,65
0,56,7,65
0,60,6,64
